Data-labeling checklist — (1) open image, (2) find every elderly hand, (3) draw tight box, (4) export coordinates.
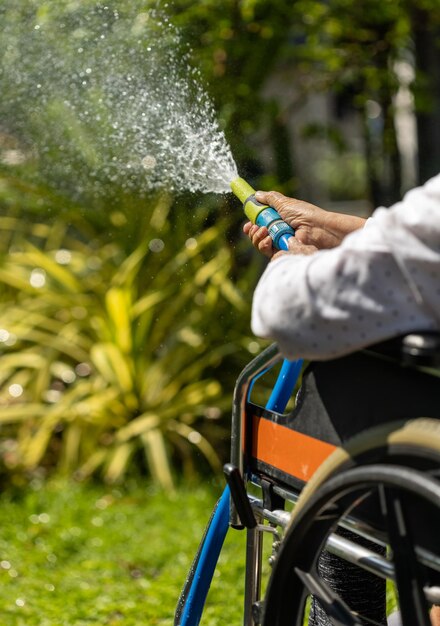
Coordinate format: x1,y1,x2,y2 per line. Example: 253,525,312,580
243,190,366,258
243,222,318,259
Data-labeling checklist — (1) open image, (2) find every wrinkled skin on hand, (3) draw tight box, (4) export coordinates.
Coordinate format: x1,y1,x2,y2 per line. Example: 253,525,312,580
243,190,366,259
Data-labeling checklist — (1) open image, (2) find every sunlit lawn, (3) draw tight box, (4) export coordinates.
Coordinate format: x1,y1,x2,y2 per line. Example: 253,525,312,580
0,479,246,625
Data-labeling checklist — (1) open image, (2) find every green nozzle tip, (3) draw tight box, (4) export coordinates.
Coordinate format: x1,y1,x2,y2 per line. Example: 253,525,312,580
230,177,256,204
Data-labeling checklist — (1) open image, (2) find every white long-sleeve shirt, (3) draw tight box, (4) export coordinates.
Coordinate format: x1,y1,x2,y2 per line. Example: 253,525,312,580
251,174,440,361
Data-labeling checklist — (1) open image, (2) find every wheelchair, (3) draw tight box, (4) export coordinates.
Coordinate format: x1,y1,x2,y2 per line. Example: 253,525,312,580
175,331,440,626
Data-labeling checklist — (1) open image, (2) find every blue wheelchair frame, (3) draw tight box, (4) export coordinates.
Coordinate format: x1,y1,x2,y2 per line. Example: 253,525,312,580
175,351,303,626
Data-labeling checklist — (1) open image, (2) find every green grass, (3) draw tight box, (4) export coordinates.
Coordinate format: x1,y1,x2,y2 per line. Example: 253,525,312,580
0,479,246,625
0,479,399,625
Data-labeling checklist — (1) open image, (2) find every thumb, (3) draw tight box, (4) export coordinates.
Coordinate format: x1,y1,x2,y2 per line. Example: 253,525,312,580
255,190,289,211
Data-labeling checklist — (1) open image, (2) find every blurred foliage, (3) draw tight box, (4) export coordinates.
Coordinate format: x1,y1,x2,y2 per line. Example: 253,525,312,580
170,0,440,203
170,0,305,192
0,177,262,487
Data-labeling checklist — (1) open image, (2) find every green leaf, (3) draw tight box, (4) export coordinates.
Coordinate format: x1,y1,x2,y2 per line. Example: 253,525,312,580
90,342,134,394
0,403,50,422
104,443,135,483
116,413,160,442
141,429,174,491
131,289,172,319
105,287,133,353
12,245,81,292
168,420,221,472
112,241,148,287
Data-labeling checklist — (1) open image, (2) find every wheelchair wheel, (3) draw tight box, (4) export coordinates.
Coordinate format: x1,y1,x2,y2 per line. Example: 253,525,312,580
263,418,440,626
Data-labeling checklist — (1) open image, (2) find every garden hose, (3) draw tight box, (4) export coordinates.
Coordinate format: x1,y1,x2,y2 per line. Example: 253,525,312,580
230,177,295,251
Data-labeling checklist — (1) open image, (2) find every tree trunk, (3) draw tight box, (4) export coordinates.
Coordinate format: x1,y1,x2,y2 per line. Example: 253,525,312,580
411,7,440,184
270,104,296,193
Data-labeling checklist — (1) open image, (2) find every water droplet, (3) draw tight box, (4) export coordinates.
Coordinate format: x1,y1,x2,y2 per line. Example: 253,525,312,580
185,238,197,250
205,407,221,419
8,384,23,398
60,369,75,384
75,362,91,377
5,333,17,347
248,341,260,354
55,249,71,264
0,329,10,343
1,5,238,200
148,239,164,253
30,268,46,288
188,431,202,444
43,390,62,403
141,155,157,170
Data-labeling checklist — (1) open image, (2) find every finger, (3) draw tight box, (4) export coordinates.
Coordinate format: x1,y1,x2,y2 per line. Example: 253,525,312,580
243,223,259,241
258,235,274,258
243,221,252,235
293,229,309,245
251,226,269,246
248,224,261,240
244,222,273,257
255,190,289,210
255,190,305,224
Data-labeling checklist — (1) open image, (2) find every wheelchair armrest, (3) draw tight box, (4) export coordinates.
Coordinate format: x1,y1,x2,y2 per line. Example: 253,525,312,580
401,331,440,367
369,331,440,368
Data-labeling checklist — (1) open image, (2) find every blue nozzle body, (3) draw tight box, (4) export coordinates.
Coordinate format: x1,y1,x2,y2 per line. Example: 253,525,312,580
252,201,294,250
277,233,293,252
230,177,294,251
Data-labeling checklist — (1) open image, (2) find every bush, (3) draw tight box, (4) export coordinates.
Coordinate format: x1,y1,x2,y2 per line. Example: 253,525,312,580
0,180,259,487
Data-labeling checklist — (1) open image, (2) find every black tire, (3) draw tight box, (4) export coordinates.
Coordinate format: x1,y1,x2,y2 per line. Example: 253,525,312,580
263,464,440,626
263,419,440,626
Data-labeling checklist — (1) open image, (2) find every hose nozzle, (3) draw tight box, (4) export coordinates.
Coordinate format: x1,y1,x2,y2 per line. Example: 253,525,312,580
230,176,294,251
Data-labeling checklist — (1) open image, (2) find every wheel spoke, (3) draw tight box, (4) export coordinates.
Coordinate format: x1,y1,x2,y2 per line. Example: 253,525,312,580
263,466,440,626
380,485,431,626
295,567,363,626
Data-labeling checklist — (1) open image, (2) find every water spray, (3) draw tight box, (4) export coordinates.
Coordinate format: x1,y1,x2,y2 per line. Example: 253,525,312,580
230,177,295,251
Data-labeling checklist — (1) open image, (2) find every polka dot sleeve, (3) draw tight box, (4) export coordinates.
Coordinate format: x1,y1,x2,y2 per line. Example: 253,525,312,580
251,174,440,361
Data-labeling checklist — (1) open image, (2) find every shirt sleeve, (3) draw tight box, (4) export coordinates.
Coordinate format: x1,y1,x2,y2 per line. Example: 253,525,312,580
251,174,440,361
